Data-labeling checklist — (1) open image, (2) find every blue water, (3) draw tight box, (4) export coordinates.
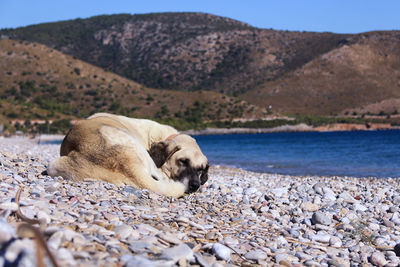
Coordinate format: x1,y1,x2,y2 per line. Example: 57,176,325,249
194,130,400,178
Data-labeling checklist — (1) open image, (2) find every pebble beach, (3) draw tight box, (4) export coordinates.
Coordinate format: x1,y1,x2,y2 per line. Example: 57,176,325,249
1,136,400,266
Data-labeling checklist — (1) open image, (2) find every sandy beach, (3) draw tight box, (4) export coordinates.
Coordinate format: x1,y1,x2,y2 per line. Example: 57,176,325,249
1,135,400,266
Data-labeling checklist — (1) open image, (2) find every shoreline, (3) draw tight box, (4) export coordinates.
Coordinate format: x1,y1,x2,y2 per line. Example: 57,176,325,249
183,123,399,135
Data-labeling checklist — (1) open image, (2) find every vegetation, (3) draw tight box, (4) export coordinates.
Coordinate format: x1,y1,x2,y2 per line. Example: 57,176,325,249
1,13,400,133
0,12,347,94
0,39,264,134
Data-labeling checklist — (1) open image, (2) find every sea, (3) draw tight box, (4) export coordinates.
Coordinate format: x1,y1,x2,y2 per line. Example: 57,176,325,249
194,130,400,178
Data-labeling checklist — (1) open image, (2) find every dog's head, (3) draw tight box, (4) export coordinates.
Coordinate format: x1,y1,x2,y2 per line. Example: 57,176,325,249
149,134,209,194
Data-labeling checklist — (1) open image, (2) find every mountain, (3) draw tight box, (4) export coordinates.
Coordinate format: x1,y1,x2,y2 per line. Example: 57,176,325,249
0,13,347,94
243,31,400,115
1,12,400,117
0,39,263,130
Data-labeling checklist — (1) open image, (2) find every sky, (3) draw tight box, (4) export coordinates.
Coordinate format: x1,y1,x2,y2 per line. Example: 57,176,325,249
0,0,399,34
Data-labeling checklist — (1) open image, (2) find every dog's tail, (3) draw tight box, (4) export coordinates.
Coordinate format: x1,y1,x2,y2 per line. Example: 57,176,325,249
47,153,94,181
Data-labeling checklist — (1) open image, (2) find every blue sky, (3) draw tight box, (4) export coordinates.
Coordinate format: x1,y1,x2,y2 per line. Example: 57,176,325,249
1,0,399,33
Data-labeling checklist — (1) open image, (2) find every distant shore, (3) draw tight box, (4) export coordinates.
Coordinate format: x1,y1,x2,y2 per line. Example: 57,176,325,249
183,122,399,135
1,122,398,138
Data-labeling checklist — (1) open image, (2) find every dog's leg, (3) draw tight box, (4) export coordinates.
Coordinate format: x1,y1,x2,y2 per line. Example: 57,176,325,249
116,146,186,198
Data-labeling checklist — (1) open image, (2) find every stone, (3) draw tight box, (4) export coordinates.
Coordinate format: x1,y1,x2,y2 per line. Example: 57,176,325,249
37,210,51,224
5,239,35,263
289,228,300,238
394,243,400,256
0,219,15,244
194,253,211,267
313,183,324,195
327,259,345,267
0,202,18,211
223,237,238,246
329,236,342,247
295,252,313,261
354,203,368,212
301,201,319,212
311,233,331,243
244,249,268,261
160,243,194,263
157,232,182,245
113,224,133,239
244,187,257,195
338,192,355,202
271,187,288,197
122,186,142,198
57,248,76,264
311,211,332,225
370,251,387,266
128,241,151,253
176,216,190,224
48,231,64,250
124,255,167,267
212,243,231,261
275,254,289,263
304,260,321,266
323,193,337,201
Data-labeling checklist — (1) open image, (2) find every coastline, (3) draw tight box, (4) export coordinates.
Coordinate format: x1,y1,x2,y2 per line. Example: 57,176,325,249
183,123,398,135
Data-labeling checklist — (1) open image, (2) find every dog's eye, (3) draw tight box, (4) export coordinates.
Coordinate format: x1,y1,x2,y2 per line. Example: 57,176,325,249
178,158,189,166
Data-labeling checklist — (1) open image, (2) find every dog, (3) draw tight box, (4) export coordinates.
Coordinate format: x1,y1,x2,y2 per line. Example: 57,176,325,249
47,113,209,197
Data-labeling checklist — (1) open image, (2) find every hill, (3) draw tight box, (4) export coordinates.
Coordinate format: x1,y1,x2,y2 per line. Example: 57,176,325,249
0,39,263,131
1,12,400,118
243,31,400,115
0,13,347,94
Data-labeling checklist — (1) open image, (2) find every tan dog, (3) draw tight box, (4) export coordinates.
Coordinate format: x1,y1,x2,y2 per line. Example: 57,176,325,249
47,113,209,197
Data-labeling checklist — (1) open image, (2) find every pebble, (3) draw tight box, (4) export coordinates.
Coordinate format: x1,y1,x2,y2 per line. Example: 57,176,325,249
157,232,182,244
244,187,257,195
354,203,368,212
212,243,231,261
194,253,212,267
312,211,332,225
244,249,268,261
0,219,15,243
312,233,331,243
160,243,194,263
275,254,289,263
329,236,342,247
128,241,151,253
271,187,287,197
113,224,133,239
370,251,387,266
0,136,400,266
393,243,400,256
124,255,168,267
301,201,319,212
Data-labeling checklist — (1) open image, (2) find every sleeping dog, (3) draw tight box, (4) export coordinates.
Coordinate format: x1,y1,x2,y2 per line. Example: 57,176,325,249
47,113,209,197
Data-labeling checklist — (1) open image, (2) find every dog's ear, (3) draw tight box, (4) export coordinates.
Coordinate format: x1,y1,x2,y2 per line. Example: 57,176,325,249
149,141,180,168
200,164,209,185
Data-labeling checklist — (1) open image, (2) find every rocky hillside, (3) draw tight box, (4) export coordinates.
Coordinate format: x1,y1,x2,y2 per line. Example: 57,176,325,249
0,39,263,130
243,31,400,115
0,13,347,94
1,12,400,117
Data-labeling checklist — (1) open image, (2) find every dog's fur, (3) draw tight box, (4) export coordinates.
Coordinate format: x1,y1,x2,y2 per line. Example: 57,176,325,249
47,113,209,197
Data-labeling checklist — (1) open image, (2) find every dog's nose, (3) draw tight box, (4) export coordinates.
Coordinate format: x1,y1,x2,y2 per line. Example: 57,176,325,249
189,180,200,192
